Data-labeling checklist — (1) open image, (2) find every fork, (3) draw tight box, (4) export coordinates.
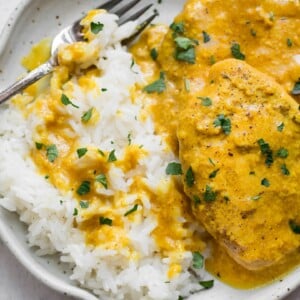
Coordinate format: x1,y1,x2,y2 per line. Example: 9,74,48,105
0,0,157,104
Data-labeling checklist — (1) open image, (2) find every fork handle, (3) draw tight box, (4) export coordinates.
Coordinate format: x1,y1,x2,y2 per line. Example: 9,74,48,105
0,61,54,105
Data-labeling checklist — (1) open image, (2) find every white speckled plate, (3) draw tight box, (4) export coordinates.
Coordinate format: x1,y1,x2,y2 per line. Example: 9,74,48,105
0,1,299,299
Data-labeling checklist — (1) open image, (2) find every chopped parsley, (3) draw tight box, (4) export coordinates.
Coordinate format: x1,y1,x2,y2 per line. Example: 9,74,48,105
35,142,44,150
281,164,290,176
261,178,270,187
81,108,93,123
90,22,104,34
276,148,289,158
250,29,256,37
198,96,212,107
166,162,183,175
277,122,285,132
170,21,185,35
175,45,197,64
192,252,204,269
213,114,231,135
209,55,216,65
209,169,220,179
98,149,105,157
73,208,78,216
150,48,158,60
289,220,300,234
77,148,88,158
101,88,107,92
61,94,79,108
204,185,217,202
127,133,132,145
143,72,166,94
96,174,108,189
124,204,139,217
193,195,201,205
208,158,215,166
199,280,214,289
287,38,293,47
185,166,195,187
108,150,117,162
202,31,211,43
231,43,246,60
291,81,300,95
79,200,89,209
175,37,198,50
76,181,91,196
99,217,112,226
257,139,273,167
46,144,58,163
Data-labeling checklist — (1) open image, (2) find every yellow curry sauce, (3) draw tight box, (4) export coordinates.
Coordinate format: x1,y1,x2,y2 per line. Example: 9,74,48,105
131,0,300,290
13,0,300,290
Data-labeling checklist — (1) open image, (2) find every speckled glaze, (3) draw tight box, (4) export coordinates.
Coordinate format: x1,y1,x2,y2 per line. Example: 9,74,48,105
0,1,299,299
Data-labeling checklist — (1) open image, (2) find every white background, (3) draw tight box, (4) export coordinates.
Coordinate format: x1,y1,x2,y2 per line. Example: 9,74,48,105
0,1,299,299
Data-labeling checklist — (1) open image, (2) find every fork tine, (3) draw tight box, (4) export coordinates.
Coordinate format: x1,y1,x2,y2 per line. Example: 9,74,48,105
119,4,153,24
113,0,142,17
122,12,159,45
99,0,124,11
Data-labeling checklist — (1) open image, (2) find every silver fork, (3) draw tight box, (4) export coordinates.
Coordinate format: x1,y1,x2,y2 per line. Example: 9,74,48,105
0,0,157,104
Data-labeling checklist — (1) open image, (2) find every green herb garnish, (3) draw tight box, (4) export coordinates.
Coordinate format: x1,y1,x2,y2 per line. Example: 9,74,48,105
199,280,214,289
46,144,58,163
99,217,112,226
192,252,204,269
79,200,89,209
76,181,91,196
202,31,211,43
96,174,108,189
291,81,300,95
209,55,216,65
184,78,190,92
170,21,185,34
150,48,158,61
174,37,198,50
77,148,88,158
61,94,79,108
199,96,212,107
261,178,270,187
204,185,217,202
277,122,285,132
250,29,256,37
166,162,183,175
276,148,289,158
231,43,246,60
185,166,195,187
193,195,201,205
175,47,196,64
208,158,215,166
257,139,273,167
35,142,44,150
281,164,290,176
289,220,300,234
143,72,166,94
124,204,139,217
287,38,293,47
73,208,78,216
81,108,93,123
91,22,104,34
108,150,117,162
213,114,231,135
209,169,220,179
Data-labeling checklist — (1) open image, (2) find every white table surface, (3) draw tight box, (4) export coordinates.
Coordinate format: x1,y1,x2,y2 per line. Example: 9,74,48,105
0,1,299,300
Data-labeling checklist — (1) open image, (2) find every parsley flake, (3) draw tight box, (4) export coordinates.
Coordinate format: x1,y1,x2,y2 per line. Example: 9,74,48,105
35,142,44,150
261,178,270,187
124,204,139,217
76,181,91,196
185,166,195,187
202,31,211,43
46,144,58,163
79,200,89,209
166,162,183,175
257,139,273,167
213,114,231,135
289,220,300,234
61,94,79,108
192,252,204,269
281,164,290,176
73,208,78,216
91,22,104,34
184,78,190,92
277,122,285,132
170,21,185,34
287,38,293,47
198,96,212,107
204,185,217,202
108,150,117,162
150,48,158,60
199,280,214,289
231,43,246,60
96,174,108,189
81,108,94,123
143,72,166,94
276,148,289,158
99,217,112,226
193,195,201,205
77,148,88,158
291,81,300,95
209,169,220,179
175,47,196,64
174,37,198,50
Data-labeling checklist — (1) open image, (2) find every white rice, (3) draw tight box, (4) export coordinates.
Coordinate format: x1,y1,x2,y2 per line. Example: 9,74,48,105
0,12,206,299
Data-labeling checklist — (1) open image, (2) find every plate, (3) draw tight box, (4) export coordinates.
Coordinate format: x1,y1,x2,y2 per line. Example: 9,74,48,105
0,0,299,299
